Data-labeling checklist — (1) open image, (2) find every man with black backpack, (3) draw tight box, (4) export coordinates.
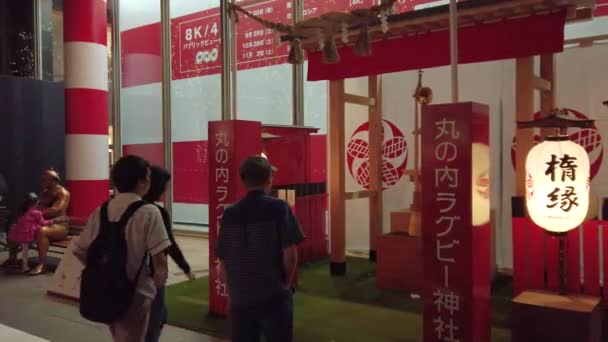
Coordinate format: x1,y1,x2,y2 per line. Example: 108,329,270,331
74,155,171,342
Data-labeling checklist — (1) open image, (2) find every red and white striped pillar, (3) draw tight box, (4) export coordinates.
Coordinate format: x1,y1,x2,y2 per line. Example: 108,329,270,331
64,0,109,219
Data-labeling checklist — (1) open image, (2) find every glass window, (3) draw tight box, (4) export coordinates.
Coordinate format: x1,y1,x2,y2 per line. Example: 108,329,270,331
0,1,35,78
170,0,221,232
39,0,64,81
119,0,165,188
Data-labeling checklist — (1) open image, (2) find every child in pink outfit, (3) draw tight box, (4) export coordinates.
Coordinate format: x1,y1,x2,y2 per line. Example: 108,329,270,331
8,193,65,273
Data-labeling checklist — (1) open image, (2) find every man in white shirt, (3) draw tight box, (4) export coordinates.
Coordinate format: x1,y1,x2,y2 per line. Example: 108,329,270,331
74,155,171,342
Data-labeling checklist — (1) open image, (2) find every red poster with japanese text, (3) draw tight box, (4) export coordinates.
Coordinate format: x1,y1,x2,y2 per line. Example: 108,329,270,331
597,0,608,16
235,0,375,69
171,7,221,80
304,0,376,17
208,120,263,315
421,102,490,342
235,0,292,69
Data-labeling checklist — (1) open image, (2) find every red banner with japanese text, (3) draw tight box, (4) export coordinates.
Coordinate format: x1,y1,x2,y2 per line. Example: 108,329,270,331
208,120,263,315
171,7,222,80
421,102,490,342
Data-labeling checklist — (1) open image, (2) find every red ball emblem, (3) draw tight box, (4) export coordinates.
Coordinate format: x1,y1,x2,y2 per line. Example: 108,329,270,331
347,120,409,190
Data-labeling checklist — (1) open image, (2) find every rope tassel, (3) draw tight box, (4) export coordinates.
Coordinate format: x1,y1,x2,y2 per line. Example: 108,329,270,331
288,39,304,64
322,36,340,64
354,25,371,57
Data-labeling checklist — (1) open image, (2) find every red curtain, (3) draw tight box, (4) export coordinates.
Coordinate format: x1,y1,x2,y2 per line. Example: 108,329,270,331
307,10,566,81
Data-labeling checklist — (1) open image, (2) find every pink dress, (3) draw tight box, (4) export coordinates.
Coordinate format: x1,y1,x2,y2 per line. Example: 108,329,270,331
8,208,52,244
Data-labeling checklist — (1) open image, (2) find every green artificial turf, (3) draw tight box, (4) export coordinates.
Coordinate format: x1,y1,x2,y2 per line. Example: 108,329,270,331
165,257,512,341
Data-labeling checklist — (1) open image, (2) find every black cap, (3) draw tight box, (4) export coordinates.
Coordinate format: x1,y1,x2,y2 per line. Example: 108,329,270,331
239,155,278,187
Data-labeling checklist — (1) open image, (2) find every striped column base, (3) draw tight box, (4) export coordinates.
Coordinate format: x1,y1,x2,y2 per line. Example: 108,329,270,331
65,180,110,219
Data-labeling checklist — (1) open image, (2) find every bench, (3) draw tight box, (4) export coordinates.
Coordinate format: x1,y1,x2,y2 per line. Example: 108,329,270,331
48,217,86,255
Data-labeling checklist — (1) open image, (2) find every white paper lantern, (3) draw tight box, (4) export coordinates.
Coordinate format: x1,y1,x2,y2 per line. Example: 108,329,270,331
526,136,590,233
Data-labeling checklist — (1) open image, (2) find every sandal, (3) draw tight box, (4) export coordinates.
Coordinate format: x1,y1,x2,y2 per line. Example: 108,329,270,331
29,264,45,276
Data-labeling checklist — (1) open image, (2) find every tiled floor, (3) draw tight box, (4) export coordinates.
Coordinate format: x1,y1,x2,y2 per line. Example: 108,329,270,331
0,236,225,342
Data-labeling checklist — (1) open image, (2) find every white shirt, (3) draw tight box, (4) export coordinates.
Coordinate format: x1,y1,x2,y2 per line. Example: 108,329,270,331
74,193,171,299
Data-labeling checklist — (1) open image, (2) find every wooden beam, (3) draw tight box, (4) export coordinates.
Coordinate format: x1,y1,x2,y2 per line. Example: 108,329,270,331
329,79,346,270
344,93,376,107
533,76,552,92
368,75,383,259
515,57,535,197
345,190,377,200
299,0,592,49
566,5,578,20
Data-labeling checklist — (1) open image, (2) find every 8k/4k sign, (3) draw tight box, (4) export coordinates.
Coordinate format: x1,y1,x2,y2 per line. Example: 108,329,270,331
171,7,222,79
421,103,490,342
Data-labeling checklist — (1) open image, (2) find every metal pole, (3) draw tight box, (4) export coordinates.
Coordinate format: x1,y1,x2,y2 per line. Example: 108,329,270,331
33,0,43,80
449,0,459,102
161,0,173,216
231,0,239,119
292,0,304,126
559,234,567,295
111,0,122,163
221,0,234,120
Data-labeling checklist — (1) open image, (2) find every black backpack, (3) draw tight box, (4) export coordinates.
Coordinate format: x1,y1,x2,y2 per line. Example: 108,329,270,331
79,200,147,324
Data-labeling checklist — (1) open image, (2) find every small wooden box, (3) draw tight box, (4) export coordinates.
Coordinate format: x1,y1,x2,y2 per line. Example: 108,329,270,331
512,290,602,342
390,209,410,233
376,232,422,294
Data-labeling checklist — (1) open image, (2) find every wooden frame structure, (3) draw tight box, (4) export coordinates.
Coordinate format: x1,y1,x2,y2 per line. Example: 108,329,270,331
228,0,596,276
329,76,383,274
314,0,596,275
328,72,429,275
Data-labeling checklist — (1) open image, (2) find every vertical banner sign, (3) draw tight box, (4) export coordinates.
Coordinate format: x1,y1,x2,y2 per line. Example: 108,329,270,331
47,241,85,300
208,120,262,316
421,102,490,342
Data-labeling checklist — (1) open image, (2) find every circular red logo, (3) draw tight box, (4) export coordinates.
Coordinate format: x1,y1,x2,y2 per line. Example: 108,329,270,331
347,120,409,190
511,108,603,180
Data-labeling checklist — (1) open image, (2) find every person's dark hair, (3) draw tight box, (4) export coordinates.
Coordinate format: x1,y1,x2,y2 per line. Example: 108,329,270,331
18,193,39,217
111,155,150,193
143,166,171,203
239,156,273,188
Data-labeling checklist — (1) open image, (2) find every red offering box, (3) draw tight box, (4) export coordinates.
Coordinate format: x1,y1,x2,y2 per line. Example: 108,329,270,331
376,232,422,294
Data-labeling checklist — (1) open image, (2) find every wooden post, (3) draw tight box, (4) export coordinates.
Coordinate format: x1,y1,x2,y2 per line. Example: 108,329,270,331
449,0,459,102
368,75,383,262
515,57,535,197
540,54,556,138
329,79,346,275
